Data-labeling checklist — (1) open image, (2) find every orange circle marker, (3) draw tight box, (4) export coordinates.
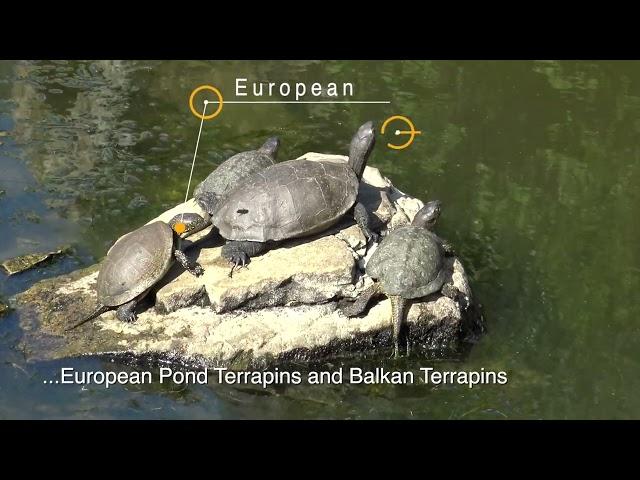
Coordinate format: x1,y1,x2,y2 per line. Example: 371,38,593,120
189,85,224,120
380,115,422,150
174,222,187,235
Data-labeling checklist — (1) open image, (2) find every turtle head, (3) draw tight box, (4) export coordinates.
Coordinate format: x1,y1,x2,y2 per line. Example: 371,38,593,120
348,121,376,180
168,212,211,239
412,200,441,230
259,136,280,159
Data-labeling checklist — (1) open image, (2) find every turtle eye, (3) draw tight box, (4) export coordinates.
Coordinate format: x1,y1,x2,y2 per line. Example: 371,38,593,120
237,209,249,214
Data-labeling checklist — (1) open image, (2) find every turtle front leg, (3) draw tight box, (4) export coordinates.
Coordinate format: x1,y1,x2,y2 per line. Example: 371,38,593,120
116,299,138,323
222,241,270,277
353,202,379,244
174,249,204,276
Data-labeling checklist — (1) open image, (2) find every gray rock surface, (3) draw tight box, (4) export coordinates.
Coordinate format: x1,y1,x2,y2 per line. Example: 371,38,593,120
12,154,484,368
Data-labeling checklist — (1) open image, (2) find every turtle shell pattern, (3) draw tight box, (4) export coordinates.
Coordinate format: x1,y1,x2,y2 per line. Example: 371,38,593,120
212,159,359,242
97,221,174,306
367,226,446,299
193,150,276,200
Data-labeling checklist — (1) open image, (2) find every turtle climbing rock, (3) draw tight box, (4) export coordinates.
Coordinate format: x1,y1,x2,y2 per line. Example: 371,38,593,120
211,121,378,276
66,212,210,331
339,200,467,357
194,136,280,215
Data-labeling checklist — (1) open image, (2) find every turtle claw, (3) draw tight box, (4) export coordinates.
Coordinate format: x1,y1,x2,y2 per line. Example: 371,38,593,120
228,253,248,278
116,300,137,324
117,310,136,323
191,263,205,277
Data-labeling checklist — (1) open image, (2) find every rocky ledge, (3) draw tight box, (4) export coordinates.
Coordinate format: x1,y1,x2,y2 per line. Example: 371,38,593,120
12,153,484,369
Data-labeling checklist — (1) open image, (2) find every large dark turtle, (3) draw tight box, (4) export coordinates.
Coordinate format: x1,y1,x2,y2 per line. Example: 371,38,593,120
66,212,209,330
211,121,378,276
340,201,466,357
194,136,279,216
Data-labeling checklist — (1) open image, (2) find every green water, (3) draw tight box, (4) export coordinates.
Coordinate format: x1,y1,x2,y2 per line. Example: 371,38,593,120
1,60,639,419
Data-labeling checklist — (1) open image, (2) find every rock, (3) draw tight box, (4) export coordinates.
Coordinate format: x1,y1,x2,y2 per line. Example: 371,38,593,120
11,154,484,368
1,246,72,276
154,234,355,315
394,196,425,223
335,224,367,252
0,300,9,318
388,207,411,230
14,253,480,367
358,242,379,271
370,191,396,227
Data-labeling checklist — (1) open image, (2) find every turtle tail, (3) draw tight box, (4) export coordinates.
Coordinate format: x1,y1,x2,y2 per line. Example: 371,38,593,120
390,295,406,358
65,304,110,332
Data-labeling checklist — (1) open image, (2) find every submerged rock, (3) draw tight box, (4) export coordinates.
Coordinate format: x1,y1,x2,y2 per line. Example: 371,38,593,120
1,246,72,276
12,155,484,368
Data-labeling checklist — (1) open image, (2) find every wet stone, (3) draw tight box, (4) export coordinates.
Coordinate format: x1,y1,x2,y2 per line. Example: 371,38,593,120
1,246,73,276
